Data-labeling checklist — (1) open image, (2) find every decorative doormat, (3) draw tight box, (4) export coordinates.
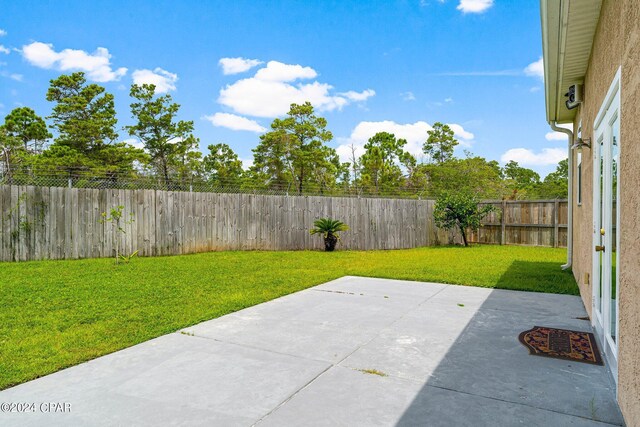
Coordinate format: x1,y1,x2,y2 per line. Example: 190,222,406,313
518,326,603,365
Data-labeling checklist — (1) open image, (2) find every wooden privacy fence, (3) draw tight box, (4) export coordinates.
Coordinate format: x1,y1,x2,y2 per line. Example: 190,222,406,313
468,200,568,247
0,185,567,262
0,185,442,262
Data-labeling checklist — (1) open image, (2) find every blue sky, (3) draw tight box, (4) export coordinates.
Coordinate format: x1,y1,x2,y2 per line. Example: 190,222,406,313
0,0,568,176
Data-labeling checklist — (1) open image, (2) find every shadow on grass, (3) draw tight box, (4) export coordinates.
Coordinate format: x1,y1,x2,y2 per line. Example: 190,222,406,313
493,260,578,295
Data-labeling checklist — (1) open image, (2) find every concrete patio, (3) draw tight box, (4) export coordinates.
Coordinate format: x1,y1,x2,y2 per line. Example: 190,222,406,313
0,276,623,426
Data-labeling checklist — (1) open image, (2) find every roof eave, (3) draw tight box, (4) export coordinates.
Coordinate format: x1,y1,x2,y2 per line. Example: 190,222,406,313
541,0,603,124
541,0,564,124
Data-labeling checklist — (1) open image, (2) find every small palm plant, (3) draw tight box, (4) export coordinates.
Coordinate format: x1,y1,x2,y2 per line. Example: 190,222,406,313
310,218,349,252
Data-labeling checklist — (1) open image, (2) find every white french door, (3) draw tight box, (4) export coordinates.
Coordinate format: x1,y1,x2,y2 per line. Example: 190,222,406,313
592,68,621,381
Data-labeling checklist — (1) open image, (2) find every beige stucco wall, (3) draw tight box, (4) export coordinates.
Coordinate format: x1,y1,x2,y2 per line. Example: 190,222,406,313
572,0,622,317
572,0,640,424
618,0,640,423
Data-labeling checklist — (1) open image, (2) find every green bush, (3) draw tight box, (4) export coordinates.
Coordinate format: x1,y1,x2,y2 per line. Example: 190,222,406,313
310,218,349,251
433,192,495,246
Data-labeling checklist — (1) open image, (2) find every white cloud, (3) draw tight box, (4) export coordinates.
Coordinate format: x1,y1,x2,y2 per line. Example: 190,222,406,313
501,147,567,166
336,121,432,162
352,121,432,156
524,57,544,80
0,29,6,37
447,123,474,140
545,123,572,141
428,97,454,109
167,137,183,145
132,68,178,93
22,42,58,68
123,138,145,151
401,91,416,101
204,112,266,133
219,79,343,117
0,62,24,81
240,158,254,169
0,45,9,54
219,57,263,75
254,61,317,82
457,0,494,13
0,70,24,82
218,60,374,118
21,42,127,82
339,89,376,102
335,120,474,163
336,143,366,163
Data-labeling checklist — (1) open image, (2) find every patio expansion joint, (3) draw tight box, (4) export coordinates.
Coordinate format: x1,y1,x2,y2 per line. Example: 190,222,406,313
172,332,333,366
327,284,452,374
179,283,450,369
251,364,333,427
417,381,622,426
311,288,359,296
464,302,586,318
251,284,454,425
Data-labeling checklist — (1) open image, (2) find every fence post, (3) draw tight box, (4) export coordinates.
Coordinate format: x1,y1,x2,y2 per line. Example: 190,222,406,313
553,199,559,248
501,200,506,245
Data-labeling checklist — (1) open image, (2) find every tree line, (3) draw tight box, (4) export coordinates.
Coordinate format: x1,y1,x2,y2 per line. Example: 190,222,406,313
0,72,567,199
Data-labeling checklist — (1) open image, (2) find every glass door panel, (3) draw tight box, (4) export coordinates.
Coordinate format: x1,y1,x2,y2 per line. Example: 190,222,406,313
609,117,620,343
594,137,604,322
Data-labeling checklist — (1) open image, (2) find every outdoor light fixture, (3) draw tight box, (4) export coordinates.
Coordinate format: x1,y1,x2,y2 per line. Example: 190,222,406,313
571,137,591,150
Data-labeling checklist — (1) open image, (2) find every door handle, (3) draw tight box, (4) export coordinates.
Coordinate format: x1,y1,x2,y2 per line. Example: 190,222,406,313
595,245,605,252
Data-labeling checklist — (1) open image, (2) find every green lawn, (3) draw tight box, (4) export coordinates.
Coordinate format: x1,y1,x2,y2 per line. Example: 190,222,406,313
0,245,576,390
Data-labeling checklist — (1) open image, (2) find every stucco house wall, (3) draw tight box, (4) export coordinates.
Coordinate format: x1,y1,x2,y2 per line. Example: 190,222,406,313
571,0,640,423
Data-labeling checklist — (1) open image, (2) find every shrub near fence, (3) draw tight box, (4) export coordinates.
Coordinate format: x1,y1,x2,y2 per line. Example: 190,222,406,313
0,185,567,262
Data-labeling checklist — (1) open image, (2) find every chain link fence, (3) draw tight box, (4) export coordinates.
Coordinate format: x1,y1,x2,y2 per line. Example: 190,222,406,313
0,167,432,199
